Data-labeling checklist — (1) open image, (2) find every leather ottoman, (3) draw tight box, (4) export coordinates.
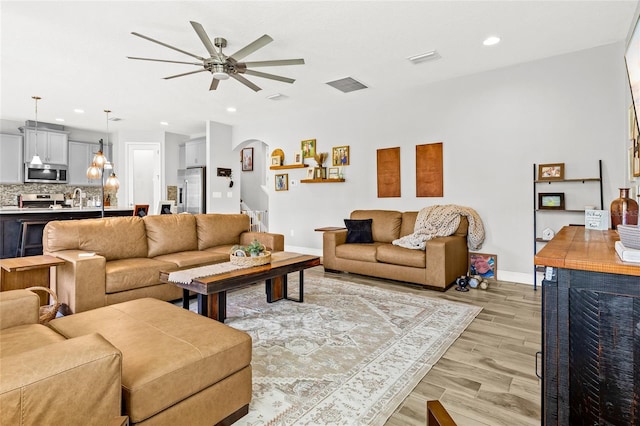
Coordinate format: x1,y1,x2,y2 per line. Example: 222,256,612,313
48,298,252,425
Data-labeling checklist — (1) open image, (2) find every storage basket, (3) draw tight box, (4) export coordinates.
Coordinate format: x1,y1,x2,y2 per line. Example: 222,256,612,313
230,251,271,267
25,286,61,324
618,225,640,250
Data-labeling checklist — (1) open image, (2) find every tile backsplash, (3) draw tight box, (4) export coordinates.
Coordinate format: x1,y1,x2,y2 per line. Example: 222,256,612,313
0,183,118,206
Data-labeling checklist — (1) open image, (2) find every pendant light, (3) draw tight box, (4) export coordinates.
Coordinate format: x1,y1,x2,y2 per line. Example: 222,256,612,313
29,96,43,166
86,109,120,217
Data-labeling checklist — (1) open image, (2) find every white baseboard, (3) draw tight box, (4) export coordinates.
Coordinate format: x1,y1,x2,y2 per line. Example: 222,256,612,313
285,245,322,257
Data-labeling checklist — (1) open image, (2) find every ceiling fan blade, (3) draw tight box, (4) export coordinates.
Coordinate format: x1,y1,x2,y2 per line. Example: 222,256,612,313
229,73,262,92
210,77,220,91
163,69,209,80
132,32,205,61
228,34,273,62
190,21,220,60
127,56,202,66
243,59,305,67
243,69,295,84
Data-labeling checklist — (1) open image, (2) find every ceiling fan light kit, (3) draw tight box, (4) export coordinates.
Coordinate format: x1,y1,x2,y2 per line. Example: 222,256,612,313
128,21,304,92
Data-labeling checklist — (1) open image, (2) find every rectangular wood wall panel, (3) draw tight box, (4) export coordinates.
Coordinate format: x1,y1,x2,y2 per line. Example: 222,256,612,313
376,147,401,198
416,142,443,197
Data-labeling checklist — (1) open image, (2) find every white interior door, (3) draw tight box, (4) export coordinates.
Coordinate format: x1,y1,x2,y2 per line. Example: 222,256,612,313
126,143,161,210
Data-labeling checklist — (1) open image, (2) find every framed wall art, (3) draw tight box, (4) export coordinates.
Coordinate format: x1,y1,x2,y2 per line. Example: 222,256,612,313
332,145,350,166
301,139,316,158
271,156,282,166
133,204,149,217
294,151,303,164
469,253,497,279
275,173,288,191
328,167,340,179
241,147,253,171
538,163,564,180
305,168,315,179
538,192,565,210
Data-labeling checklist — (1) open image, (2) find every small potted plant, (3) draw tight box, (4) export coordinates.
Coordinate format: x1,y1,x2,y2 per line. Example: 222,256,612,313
246,239,265,257
230,239,271,266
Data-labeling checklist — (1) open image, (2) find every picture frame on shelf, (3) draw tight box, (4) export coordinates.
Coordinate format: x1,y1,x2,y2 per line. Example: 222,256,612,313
305,168,315,179
294,151,303,164
469,253,497,280
301,139,316,158
538,163,564,180
328,167,340,179
133,204,149,217
275,173,288,191
538,192,565,210
314,167,326,179
241,147,253,171
156,200,175,215
332,145,350,166
271,156,282,166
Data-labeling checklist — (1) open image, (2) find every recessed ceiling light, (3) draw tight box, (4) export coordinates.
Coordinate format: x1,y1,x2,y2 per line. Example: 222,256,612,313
160,121,169,126
55,118,65,122
73,108,84,114
483,36,501,46
226,107,237,112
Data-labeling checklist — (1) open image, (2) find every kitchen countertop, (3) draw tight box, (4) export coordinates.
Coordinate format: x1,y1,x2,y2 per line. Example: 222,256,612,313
0,206,133,214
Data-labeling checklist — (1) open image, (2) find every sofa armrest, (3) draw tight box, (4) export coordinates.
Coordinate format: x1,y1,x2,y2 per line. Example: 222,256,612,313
50,250,107,314
0,333,122,425
0,290,40,330
322,230,347,270
425,235,469,288
240,232,284,252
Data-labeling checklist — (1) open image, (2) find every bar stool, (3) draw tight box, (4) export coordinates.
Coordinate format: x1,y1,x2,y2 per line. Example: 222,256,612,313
16,220,48,257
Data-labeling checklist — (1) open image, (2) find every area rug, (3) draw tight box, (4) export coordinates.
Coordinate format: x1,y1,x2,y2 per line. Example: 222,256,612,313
185,276,481,425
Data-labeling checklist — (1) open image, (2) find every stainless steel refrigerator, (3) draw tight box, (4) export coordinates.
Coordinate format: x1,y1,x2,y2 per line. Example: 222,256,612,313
177,167,206,214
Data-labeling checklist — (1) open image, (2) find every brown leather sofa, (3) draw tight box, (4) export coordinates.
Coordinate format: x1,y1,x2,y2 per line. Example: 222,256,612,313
0,289,253,426
43,213,284,313
322,210,469,290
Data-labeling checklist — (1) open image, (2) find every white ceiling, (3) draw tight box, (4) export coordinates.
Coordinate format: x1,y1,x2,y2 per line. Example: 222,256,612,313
1,1,638,137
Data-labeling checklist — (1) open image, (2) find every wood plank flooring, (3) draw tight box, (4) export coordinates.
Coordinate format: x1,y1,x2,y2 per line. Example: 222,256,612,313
305,266,541,426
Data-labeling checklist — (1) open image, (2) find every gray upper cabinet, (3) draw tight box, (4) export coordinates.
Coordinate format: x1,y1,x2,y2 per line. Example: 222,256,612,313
0,134,23,183
185,139,206,167
23,128,69,165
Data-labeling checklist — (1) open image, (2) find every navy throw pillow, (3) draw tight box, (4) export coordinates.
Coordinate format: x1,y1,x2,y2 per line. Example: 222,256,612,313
344,218,374,243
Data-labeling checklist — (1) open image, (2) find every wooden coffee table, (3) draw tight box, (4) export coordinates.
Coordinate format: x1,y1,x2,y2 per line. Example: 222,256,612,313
160,252,320,322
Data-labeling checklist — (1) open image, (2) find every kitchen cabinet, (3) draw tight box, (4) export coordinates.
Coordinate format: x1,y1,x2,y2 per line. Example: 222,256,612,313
22,127,69,165
0,134,23,183
185,139,206,167
68,140,112,185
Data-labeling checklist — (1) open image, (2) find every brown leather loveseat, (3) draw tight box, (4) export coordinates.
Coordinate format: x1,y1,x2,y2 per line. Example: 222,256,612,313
322,210,469,290
43,213,284,313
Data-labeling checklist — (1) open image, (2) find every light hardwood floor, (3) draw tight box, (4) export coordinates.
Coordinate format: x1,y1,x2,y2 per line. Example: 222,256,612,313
307,266,542,426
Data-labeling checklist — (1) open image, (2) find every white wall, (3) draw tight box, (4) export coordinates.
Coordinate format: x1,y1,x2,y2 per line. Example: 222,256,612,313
206,120,239,213
233,42,631,284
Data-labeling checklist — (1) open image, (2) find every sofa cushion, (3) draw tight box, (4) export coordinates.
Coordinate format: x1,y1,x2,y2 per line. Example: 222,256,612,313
335,243,381,262
49,298,252,424
351,210,402,243
376,244,426,268
144,214,198,258
195,214,250,250
154,251,227,268
44,217,148,261
0,324,66,358
105,258,177,294
344,219,374,243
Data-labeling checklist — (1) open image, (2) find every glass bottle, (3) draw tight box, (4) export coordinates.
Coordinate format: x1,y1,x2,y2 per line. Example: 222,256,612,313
610,188,639,229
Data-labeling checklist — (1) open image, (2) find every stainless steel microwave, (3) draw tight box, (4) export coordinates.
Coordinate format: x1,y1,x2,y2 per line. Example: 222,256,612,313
24,163,68,183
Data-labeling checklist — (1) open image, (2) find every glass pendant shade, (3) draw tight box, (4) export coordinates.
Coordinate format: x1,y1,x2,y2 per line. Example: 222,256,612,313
92,150,107,168
29,154,43,166
86,162,102,180
105,172,120,190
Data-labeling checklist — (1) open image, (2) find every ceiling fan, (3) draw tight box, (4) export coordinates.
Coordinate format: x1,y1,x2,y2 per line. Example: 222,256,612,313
127,21,305,92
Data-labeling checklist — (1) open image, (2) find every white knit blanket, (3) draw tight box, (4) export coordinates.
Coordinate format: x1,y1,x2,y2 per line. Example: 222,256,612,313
168,262,248,284
392,205,485,251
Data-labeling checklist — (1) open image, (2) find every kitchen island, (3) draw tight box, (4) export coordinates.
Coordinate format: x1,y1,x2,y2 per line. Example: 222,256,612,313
0,207,133,258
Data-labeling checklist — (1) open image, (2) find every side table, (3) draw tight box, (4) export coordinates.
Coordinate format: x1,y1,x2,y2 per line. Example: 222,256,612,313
0,255,65,305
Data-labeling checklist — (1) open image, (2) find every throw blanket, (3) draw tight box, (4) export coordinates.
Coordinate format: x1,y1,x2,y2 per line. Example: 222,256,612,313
392,205,485,251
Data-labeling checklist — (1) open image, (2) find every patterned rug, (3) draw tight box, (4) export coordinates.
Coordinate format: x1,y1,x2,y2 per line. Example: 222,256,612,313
185,276,481,425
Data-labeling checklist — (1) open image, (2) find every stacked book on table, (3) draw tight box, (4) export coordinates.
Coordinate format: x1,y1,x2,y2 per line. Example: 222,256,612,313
616,224,640,263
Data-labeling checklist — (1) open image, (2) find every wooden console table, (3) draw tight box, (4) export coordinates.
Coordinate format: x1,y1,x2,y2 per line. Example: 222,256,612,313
0,255,65,305
534,226,640,425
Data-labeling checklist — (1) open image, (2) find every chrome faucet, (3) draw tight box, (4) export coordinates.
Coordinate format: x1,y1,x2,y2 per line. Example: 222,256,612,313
72,188,84,209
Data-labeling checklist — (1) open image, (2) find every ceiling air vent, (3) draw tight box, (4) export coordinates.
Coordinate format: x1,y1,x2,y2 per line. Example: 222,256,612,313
326,77,368,93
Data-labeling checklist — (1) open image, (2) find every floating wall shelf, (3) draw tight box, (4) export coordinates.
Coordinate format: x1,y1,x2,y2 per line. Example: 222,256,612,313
300,178,345,183
270,164,309,170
